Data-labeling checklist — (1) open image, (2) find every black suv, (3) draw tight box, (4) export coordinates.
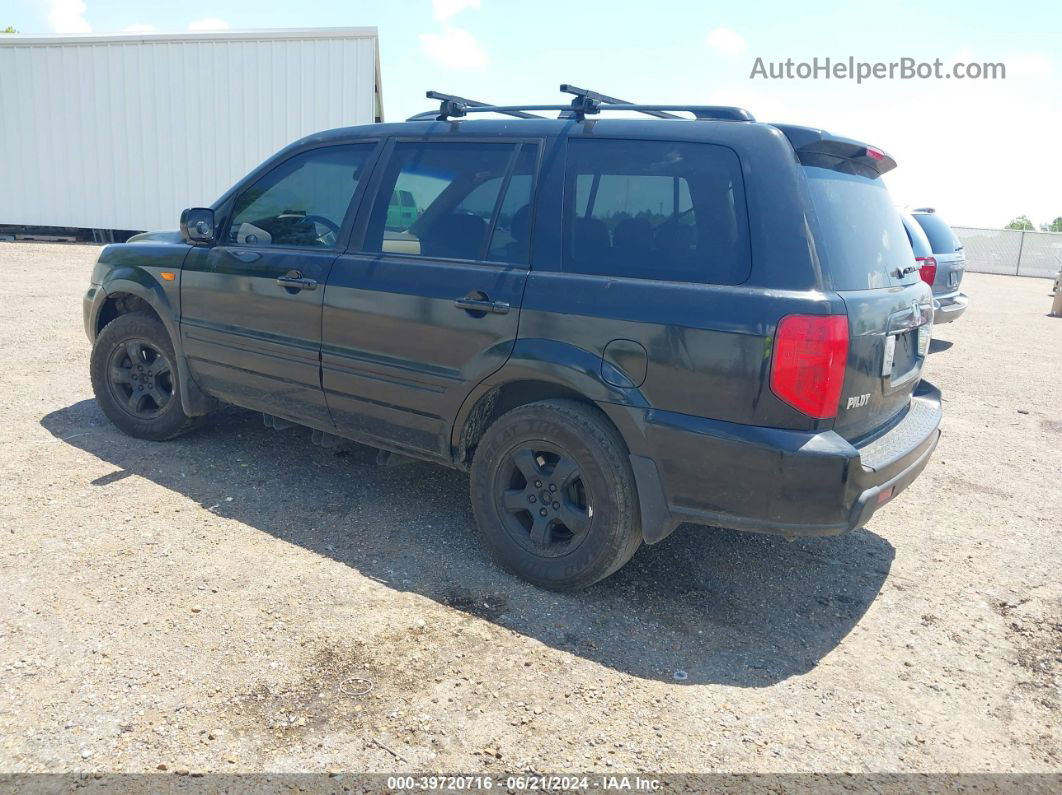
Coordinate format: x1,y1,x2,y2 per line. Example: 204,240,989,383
84,87,942,590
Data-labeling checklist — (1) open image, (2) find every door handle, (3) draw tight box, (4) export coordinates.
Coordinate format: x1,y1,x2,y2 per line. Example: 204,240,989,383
276,272,318,291
454,297,510,315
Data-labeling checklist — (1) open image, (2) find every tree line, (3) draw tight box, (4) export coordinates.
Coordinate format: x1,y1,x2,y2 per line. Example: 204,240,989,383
1006,216,1062,232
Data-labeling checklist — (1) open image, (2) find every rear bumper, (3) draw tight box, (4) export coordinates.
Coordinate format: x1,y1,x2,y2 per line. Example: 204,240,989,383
623,381,942,543
933,292,968,324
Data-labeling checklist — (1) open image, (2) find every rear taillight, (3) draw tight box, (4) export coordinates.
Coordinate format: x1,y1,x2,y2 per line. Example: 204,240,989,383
917,256,937,286
770,314,849,419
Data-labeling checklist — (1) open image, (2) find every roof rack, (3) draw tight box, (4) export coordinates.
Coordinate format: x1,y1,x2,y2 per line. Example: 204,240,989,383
407,91,546,121
407,85,755,123
558,84,682,120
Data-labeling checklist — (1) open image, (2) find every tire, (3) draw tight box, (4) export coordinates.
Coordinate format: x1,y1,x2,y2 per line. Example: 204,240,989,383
90,311,199,441
470,399,642,590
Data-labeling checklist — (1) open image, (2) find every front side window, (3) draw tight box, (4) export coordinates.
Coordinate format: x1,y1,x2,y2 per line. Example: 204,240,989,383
225,144,373,249
363,141,536,264
562,139,750,284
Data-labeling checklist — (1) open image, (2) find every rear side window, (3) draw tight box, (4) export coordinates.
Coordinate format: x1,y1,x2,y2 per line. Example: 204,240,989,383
363,141,536,264
804,166,918,290
562,139,750,284
913,213,962,254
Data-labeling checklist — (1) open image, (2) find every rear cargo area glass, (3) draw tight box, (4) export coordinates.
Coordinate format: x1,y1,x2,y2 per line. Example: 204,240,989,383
913,213,963,254
803,166,919,291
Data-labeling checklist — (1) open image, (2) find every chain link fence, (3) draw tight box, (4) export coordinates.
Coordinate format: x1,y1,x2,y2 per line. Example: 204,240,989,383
953,226,1062,279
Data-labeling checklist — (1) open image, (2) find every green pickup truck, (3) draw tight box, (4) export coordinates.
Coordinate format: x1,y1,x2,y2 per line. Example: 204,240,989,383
386,189,418,230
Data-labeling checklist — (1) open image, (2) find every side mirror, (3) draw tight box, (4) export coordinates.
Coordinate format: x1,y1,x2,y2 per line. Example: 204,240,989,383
180,207,216,245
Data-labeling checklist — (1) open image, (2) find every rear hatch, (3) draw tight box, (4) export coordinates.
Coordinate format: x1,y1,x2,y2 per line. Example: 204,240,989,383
913,211,966,294
799,148,933,443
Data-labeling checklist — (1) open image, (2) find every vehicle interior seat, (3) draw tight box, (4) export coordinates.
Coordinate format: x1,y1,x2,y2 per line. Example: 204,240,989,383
572,217,612,270
421,213,489,260
505,204,532,263
611,217,654,274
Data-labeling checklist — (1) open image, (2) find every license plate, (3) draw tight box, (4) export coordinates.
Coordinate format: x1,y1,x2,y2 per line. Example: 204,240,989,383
917,323,932,356
882,334,896,376
949,271,959,286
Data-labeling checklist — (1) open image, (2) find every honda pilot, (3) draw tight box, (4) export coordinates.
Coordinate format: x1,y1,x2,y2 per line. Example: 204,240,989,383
83,86,942,590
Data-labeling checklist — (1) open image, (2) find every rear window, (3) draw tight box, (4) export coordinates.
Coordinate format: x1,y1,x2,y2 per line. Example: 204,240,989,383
901,214,933,259
913,213,962,254
803,166,919,290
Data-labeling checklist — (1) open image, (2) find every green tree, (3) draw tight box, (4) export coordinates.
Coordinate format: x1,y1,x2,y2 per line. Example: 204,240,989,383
1039,217,1062,233
1006,215,1035,231
2,26,17,33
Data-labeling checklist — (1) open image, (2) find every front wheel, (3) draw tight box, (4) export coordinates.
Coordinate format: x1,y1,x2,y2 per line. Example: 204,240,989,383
470,399,642,590
90,312,199,441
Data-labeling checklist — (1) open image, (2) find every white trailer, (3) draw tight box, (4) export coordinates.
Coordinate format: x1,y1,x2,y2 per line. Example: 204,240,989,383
0,27,383,233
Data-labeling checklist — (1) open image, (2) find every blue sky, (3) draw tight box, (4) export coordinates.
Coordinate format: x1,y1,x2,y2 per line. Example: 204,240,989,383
6,0,1061,227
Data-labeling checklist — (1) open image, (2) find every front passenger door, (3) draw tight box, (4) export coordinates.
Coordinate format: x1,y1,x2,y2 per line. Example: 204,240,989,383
181,143,376,425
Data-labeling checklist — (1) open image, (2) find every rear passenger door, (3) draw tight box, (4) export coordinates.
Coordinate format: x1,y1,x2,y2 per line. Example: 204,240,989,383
520,136,760,423
321,139,539,457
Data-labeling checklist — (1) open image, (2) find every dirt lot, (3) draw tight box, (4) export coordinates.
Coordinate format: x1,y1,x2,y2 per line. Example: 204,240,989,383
0,242,1059,775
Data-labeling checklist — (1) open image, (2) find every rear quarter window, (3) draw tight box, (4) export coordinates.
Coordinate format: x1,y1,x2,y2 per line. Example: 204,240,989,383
562,139,751,285
803,165,919,290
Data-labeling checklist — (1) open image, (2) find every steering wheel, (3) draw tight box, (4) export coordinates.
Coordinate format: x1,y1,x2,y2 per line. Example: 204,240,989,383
300,214,341,245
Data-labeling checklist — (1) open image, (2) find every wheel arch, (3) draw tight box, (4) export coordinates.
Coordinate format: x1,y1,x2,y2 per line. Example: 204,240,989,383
451,343,675,546
93,275,214,417
96,291,164,337
451,341,653,468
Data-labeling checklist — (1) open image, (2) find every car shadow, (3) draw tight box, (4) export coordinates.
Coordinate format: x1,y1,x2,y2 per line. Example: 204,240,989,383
42,400,895,687
929,338,954,353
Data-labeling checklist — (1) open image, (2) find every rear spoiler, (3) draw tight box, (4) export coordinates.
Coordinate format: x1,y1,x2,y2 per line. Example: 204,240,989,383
772,123,897,176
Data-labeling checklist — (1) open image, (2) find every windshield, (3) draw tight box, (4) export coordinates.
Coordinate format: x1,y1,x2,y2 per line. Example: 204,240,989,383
804,166,920,290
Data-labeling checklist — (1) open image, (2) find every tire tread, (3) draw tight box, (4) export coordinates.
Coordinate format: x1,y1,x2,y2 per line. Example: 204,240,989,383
90,312,200,441
470,398,642,590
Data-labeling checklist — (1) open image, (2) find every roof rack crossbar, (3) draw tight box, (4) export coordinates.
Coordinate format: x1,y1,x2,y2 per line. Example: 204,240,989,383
409,103,755,122
405,88,756,123
559,84,683,120
407,91,546,121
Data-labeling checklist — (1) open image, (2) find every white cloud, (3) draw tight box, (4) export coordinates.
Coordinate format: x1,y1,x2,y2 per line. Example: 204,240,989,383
47,0,91,33
706,27,746,57
432,0,480,22
123,23,157,33
187,17,230,31
419,25,488,70
1006,53,1051,78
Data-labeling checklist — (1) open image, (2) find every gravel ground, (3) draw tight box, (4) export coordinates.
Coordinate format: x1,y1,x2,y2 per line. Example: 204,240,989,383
0,242,1059,775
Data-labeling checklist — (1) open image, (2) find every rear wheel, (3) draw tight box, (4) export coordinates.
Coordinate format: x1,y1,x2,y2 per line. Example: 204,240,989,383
90,312,199,440
470,399,642,590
